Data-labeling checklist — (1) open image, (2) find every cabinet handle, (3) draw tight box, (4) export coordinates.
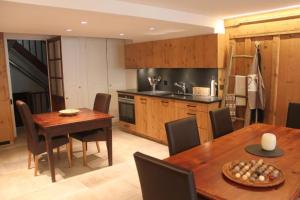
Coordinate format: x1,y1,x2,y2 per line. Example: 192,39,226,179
187,105,196,108
140,98,147,101
161,100,169,104
187,113,196,116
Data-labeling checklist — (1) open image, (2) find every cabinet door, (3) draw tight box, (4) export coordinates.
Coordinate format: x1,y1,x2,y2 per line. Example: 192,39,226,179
147,98,175,143
0,33,14,143
159,99,175,143
135,96,149,134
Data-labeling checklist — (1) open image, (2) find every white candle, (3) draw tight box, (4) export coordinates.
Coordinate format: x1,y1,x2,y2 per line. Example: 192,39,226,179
261,133,276,151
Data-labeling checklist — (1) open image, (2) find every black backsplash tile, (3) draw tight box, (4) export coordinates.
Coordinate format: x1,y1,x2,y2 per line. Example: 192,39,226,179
137,68,218,93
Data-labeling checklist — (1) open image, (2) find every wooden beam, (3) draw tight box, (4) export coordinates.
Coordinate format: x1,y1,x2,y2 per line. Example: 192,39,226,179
270,36,280,125
225,7,300,28
230,29,300,39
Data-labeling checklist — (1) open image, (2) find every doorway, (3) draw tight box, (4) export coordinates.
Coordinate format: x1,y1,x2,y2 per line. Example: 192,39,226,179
7,39,50,127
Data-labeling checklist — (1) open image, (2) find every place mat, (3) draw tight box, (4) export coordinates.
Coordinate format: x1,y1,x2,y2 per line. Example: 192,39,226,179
245,144,284,158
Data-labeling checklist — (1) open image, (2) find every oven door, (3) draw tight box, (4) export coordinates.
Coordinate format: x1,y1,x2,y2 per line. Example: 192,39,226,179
118,100,135,124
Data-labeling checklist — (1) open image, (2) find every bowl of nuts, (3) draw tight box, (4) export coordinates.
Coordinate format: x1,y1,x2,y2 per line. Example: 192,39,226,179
222,159,285,187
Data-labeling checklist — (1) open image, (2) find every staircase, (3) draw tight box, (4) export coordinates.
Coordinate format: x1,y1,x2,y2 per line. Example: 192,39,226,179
8,40,50,124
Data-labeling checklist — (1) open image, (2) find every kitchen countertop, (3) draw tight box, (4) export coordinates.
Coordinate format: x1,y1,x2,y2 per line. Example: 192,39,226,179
117,89,222,104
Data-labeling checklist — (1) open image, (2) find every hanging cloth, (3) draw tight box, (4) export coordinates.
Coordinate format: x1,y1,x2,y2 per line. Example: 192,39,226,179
247,46,265,111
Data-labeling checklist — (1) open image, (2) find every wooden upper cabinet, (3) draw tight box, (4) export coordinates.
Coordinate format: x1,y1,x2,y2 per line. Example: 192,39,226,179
125,34,225,68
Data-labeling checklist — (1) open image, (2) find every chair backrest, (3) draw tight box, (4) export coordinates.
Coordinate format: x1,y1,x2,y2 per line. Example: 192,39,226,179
134,152,198,200
93,93,111,113
209,107,233,139
286,102,300,129
165,117,200,156
16,100,39,152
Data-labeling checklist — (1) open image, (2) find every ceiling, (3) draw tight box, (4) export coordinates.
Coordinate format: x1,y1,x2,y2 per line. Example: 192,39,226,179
1,0,300,42
119,0,300,18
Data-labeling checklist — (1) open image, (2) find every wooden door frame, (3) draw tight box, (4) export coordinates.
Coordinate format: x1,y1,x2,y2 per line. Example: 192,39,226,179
3,33,51,138
47,36,66,111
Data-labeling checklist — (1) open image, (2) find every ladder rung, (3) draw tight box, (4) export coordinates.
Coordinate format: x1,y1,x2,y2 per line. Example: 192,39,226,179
233,55,254,58
235,117,245,121
235,95,247,98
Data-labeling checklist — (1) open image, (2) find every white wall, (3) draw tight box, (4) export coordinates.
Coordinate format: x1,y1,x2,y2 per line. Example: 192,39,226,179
61,36,134,119
125,69,137,89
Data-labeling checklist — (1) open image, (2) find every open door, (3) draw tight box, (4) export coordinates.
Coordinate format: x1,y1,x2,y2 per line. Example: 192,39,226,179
47,36,65,111
0,33,14,143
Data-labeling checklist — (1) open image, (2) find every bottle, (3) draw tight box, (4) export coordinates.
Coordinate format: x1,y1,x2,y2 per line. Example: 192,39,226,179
210,76,217,97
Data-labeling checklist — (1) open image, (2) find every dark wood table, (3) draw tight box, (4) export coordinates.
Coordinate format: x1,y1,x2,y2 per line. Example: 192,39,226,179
165,124,300,200
33,108,113,182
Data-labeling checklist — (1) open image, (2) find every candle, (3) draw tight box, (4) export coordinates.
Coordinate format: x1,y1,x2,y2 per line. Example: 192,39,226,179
261,133,276,151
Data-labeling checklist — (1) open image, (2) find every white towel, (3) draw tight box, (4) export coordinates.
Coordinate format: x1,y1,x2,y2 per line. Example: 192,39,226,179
235,75,246,106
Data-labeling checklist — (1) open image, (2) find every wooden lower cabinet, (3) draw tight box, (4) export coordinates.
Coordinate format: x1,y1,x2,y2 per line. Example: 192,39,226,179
148,98,175,143
135,96,149,135
125,94,219,144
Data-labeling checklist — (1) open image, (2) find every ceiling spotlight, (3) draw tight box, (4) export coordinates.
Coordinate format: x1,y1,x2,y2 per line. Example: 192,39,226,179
81,21,88,25
119,33,125,36
149,27,155,31
65,28,72,32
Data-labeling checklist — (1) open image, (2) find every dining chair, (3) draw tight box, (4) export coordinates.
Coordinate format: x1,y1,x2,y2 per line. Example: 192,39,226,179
16,100,71,176
209,107,233,139
286,102,300,129
165,117,200,156
134,152,206,200
69,93,111,166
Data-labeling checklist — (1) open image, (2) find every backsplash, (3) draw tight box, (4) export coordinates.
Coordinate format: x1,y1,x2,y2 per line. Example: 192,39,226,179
137,68,218,94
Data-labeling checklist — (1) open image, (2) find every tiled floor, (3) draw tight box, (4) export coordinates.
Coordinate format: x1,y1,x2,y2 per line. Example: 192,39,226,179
0,126,169,200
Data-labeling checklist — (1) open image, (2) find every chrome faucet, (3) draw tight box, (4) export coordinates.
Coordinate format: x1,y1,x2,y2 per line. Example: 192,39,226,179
174,82,186,94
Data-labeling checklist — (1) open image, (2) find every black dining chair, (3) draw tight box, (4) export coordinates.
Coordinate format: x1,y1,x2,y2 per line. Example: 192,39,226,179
165,117,200,156
209,107,233,139
286,102,300,129
69,93,111,166
16,100,71,176
134,152,206,200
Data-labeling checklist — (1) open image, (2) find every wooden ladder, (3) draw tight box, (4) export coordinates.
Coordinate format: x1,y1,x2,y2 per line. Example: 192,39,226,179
221,45,254,127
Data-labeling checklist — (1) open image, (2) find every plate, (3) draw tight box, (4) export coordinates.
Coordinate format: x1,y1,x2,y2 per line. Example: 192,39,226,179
222,160,285,188
59,109,80,116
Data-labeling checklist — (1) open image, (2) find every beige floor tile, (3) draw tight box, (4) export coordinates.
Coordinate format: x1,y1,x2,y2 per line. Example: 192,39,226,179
0,126,168,200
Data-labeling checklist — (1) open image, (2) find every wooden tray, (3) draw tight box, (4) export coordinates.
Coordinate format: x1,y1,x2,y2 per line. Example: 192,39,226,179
222,160,285,188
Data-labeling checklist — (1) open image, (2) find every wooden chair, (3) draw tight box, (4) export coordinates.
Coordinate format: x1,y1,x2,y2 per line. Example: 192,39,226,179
165,117,200,156
69,93,111,166
16,100,71,176
209,107,234,139
134,152,206,200
286,102,300,129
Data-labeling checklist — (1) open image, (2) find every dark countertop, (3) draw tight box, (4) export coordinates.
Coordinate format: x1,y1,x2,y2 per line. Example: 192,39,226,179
117,89,222,104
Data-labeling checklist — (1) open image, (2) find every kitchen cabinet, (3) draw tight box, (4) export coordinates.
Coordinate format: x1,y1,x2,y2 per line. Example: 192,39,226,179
148,98,175,143
135,96,150,135
174,101,215,143
125,34,224,68
122,93,219,144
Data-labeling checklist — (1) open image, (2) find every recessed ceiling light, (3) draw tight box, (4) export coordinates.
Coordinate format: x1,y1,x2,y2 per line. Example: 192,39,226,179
65,28,72,32
149,27,155,31
81,21,88,25
119,33,125,36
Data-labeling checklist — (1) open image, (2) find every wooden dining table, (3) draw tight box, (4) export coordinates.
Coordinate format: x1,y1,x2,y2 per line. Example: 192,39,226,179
165,123,300,200
33,108,113,182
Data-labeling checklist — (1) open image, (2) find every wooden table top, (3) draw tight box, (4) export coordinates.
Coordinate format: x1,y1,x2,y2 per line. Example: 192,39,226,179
33,108,113,128
165,124,300,200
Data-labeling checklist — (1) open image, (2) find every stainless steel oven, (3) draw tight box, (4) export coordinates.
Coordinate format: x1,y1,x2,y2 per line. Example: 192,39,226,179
118,94,135,124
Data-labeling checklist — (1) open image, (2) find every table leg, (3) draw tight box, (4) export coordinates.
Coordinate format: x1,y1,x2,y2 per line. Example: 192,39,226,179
45,135,56,182
106,125,112,166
